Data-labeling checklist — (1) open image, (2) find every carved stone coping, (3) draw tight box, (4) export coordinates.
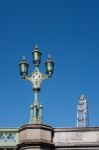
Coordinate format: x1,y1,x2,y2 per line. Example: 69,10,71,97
54,127,99,132
0,128,19,131
19,124,53,132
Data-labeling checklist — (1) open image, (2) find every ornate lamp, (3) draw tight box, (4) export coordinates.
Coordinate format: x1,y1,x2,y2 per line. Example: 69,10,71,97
19,45,54,124
32,44,42,67
45,54,54,76
19,56,29,78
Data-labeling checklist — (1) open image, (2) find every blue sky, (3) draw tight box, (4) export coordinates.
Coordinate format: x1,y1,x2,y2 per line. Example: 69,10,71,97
0,0,99,127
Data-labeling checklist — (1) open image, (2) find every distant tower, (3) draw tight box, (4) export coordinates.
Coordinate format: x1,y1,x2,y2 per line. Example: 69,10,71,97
77,95,89,127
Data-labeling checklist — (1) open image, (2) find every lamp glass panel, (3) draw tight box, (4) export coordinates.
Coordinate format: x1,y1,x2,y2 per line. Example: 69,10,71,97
20,63,28,75
45,62,53,74
32,51,41,65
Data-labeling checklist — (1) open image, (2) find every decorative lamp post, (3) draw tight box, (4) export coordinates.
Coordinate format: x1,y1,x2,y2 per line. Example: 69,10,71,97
19,45,54,124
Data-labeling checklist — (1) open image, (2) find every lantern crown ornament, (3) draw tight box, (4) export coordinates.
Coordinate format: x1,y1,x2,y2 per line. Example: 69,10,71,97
19,44,54,124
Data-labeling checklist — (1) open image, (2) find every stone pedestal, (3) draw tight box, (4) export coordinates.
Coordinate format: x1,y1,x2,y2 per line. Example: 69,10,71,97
18,124,54,150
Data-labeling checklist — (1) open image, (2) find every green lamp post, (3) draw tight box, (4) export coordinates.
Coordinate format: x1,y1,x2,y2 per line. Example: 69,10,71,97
19,45,54,124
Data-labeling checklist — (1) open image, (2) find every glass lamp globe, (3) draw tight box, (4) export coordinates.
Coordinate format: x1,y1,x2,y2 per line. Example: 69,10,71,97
45,54,54,76
19,56,29,77
32,44,42,67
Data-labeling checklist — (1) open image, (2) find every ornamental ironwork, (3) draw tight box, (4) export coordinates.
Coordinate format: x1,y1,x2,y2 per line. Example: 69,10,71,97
19,44,54,124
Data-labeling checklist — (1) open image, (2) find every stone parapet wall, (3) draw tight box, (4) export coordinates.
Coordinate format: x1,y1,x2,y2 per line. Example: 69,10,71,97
0,128,19,148
53,127,99,149
1,126,99,149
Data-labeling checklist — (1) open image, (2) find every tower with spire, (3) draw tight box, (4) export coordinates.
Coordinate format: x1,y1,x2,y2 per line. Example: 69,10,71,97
77,95,89,127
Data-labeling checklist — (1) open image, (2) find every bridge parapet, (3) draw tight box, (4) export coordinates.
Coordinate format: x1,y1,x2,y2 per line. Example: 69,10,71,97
0,128,19,148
